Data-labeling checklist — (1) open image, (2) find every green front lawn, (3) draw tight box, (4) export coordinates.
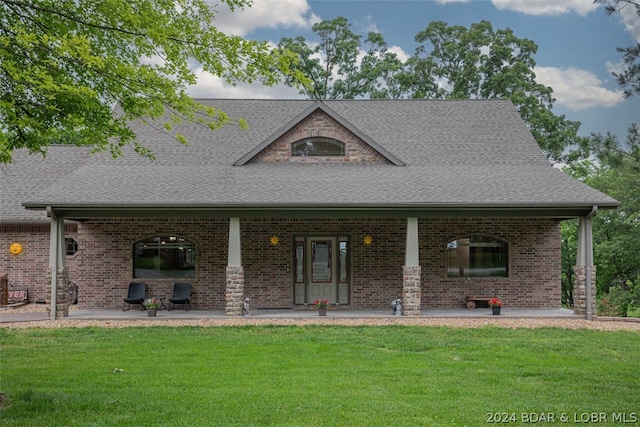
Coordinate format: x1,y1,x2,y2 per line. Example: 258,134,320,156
1,326,638,426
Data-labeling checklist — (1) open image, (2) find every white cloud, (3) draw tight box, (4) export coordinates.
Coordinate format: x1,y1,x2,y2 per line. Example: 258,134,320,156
362,15,380,34
618,2,640,42
491,0,599,16
606,60,625,76
210,0,317,36
187,67,301,99
534,66,624,110
388,45,410,63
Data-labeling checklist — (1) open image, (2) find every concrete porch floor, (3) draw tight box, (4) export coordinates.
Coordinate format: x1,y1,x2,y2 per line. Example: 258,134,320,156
70,307,577,320
1,307,579,323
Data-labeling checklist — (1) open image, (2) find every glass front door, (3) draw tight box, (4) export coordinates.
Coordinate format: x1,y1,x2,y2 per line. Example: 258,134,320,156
307,238,337,304
294,236,349,306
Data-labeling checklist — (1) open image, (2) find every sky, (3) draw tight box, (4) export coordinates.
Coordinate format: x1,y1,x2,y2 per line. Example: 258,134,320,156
189,0,640,141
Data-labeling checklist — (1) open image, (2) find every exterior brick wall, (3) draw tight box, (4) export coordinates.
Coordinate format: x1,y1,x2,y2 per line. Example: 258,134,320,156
250,109,388,163
73,218,229,309
2,217,561,310
420,218,562,308
0,224,79,303
240,218,406,309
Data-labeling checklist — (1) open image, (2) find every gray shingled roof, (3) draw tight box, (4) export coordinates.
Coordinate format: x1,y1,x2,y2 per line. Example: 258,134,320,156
1,146,93,224
8,99,619,222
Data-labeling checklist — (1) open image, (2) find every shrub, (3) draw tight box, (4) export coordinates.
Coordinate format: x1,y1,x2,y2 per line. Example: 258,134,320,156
598,285,636,317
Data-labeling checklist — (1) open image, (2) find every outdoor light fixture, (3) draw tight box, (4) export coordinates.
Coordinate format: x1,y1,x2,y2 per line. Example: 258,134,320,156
363,235,373,246
270,236,279,246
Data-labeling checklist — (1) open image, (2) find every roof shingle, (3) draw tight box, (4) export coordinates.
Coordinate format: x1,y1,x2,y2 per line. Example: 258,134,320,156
3,99,618,222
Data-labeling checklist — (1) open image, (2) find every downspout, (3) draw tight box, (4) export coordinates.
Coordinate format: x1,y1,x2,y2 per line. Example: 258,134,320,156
47,207,58,321
585,206,598,321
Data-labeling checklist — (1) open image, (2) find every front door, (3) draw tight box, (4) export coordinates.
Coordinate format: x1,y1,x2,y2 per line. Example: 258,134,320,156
306,237,337,304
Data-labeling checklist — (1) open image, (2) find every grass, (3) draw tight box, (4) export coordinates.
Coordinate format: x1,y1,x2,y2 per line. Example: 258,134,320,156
1,326,639,426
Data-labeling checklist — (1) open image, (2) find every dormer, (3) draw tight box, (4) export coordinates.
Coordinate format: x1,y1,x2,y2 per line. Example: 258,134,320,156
234,101,404,166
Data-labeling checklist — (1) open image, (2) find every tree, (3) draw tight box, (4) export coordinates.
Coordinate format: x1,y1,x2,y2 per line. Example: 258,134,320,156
565,128,640,314
596,0,640,98
0,0,297,163
561,219,579,307
581,159,640,288
560,2,640,314
574,123,640,168
277,17,400,99
280,18,581,162
403,20,581,162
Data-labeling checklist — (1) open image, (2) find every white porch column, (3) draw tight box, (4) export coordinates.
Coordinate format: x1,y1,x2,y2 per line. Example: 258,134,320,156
47,211,68,320
574,208,597,320
403,217,421,315
225,217,245,316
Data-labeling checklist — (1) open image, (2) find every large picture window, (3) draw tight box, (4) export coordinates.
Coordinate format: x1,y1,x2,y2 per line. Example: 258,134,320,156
133,236,196,278
292,137,345,157
446,236,508,277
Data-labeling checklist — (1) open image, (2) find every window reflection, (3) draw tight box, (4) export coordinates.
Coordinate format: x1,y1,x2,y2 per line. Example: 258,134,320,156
292,138,345,157
133,236,196,278
446,236,508,277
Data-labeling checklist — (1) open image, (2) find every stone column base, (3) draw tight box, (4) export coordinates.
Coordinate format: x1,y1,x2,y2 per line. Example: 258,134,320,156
403,265,422,316
225,266,245,316
573,265,596,317
46,268,69,318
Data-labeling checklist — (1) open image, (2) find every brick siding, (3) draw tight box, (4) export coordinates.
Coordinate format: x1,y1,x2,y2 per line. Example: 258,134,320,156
0,224,79,303
1,217,561,310
420,218,561,308
250,109,388,163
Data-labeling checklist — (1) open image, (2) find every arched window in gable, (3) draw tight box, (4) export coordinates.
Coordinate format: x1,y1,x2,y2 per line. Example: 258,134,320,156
291,137,345,157
133,236,196,278
446,236,508,277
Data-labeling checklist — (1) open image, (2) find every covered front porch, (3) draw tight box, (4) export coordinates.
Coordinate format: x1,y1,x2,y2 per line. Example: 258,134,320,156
39,207,599,320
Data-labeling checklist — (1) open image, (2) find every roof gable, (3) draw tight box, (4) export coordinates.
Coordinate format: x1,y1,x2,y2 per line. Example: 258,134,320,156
234,101,404,166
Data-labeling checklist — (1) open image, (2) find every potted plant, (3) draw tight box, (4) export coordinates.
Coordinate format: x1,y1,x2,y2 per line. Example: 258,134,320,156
144,298,160,317
313,299,329,316
488,298,502,315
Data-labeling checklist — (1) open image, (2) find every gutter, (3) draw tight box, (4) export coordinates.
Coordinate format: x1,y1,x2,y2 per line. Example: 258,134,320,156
585,205,598,321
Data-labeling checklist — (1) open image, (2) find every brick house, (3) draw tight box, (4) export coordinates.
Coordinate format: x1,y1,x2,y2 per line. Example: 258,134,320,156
1,99,618,318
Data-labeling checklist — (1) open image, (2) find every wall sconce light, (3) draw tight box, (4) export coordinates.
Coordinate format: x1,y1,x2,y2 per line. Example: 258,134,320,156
270,236,279,246
363,235,373,246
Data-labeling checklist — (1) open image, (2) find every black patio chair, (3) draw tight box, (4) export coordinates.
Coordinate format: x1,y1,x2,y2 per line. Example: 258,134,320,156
168,282,191,311
122,282,146,311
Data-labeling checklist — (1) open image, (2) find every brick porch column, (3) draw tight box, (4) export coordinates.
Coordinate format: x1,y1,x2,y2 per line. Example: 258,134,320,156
225,217,244,316
403,217,421,315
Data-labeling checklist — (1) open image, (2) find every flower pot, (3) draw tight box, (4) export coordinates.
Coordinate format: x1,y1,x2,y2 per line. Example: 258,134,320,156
491,306,501,315
147,308,157,317
318,308,327,316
